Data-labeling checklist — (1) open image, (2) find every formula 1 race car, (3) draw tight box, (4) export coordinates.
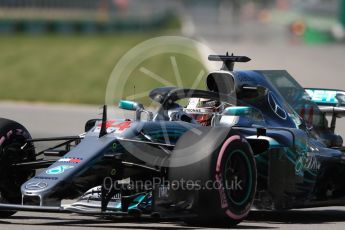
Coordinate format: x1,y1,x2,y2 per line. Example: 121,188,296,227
1,54,345,227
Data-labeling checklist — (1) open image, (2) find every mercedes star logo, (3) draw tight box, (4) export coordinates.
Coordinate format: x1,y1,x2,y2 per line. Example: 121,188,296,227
268,91,287,120
25,181,48,190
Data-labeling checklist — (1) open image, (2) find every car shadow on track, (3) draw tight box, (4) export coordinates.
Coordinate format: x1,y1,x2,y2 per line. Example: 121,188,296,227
5,210,345,229
247,209,345,225
4,214,273,230
5,215,197,230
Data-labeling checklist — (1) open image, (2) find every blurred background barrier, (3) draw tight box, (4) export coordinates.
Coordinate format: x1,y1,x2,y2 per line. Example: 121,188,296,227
0,0,180,33
0,15,177,34
0,0,344,105
0,0,343,39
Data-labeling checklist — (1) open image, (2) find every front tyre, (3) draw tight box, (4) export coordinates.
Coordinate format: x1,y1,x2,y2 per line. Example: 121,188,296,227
0,118,36,217
215,136,256,220
169,130,257,227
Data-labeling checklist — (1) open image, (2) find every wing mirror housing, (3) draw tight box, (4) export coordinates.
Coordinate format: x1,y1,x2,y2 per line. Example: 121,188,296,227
237,85,268,100
223,106,253,116
241,85,267,95
119,100,142,111
118,100,153,121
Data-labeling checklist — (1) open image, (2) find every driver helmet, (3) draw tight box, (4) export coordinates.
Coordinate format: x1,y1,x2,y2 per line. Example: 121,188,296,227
185,98,219,126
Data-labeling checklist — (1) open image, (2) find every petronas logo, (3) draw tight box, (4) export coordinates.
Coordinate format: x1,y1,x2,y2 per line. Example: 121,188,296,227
46,165,74,175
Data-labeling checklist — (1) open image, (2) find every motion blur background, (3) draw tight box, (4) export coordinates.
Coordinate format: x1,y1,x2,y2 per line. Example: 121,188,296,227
0,0,345,136
0,0,344,104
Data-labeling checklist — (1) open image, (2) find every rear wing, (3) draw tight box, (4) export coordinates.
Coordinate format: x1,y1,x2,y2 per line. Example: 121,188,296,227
305,89,345,132
305,88,345,107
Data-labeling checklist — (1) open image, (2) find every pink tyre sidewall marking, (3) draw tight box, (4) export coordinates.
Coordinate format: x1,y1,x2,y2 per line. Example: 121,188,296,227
215,135,253,220
16,129,23,135
0,136,5,146
6,130,13,139
216,135,240,173
225,209,249,220
0,129,26,146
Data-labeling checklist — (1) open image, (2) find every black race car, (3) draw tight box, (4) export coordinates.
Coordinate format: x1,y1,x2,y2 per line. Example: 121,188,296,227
1,54,345,227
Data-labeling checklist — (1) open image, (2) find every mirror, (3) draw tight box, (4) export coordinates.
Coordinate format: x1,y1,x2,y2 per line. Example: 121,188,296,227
223,106,264,120
118,100,153,121
223,106,253,116
118,100,143,111
237,85,267,100
241,85,267,94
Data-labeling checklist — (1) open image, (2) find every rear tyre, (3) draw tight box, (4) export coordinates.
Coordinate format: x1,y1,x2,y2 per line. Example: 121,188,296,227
0,118,36,217
169,129,257,227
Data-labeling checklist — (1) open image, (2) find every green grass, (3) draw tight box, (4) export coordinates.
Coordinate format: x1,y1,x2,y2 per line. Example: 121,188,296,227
0,33,206,105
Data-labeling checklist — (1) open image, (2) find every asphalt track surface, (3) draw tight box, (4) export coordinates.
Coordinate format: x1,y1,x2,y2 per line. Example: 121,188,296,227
1,207,345,230
2,5,345,230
